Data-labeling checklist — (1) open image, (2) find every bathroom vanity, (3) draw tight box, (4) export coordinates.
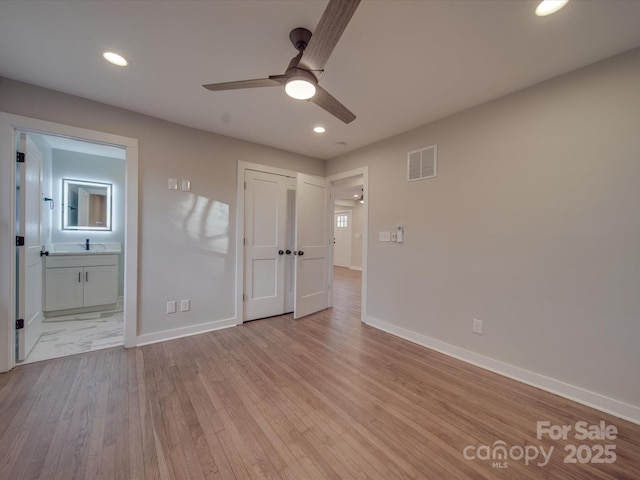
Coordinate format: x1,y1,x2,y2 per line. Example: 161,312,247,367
43,243,121,316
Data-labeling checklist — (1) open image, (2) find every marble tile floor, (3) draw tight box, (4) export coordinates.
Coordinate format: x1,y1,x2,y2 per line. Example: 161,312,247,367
21,309,124,364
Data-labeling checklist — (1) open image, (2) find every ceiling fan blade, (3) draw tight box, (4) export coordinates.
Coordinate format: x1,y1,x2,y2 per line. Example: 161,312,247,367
203,77,283,91
310,85,356,124
299,0,360,73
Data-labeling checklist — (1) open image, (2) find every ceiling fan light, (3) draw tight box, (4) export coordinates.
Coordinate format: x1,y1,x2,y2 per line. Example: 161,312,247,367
285,78,316,100
535,0,569,16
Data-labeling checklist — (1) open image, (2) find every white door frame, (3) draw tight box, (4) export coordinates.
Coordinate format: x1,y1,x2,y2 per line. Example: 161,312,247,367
0,112,139,372
327,167,369,323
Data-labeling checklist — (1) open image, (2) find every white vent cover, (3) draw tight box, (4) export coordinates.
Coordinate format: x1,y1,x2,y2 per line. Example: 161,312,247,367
407,144,437,182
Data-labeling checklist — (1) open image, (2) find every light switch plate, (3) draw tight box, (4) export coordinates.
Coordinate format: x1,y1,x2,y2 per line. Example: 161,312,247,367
168,178,178,190
180,299,190,312
379,231,391,242
472,318,484,335
181,179,191,192
167,301,177,314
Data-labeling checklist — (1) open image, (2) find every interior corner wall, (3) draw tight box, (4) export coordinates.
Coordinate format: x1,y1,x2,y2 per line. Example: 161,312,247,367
325,48,640,413
0,77,323,341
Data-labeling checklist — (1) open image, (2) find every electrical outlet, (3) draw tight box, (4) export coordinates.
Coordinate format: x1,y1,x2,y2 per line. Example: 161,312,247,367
180,299,190,312
167,301,177,314
472,318,484,335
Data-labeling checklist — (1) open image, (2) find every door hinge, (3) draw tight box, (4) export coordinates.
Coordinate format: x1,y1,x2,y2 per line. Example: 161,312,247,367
16,236,25,246
16,319,24,330
16,152,25,163
243,237,246,246
242,293,246,301
244,181,246,190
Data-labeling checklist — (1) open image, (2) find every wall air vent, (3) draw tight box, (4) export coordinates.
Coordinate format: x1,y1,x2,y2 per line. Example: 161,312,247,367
407,144,437,182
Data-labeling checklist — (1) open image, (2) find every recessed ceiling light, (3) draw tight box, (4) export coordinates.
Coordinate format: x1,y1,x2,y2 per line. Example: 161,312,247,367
535,0,569,16
313,126,326,134
102,51,129,67
353,194,359,198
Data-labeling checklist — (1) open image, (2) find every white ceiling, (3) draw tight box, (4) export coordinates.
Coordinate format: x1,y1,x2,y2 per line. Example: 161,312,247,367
1,1,640,160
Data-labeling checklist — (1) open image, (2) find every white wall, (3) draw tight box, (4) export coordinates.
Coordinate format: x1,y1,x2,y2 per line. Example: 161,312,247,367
326,48,640,418
0,77,323,344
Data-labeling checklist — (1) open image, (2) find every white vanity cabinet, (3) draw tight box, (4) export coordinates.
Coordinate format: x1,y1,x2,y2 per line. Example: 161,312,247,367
44,254,119,313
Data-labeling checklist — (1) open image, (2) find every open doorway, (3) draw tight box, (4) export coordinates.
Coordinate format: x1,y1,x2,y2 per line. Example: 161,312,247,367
332,176,364,271
0,112,139,373
18,132,126,364
328,167,368,322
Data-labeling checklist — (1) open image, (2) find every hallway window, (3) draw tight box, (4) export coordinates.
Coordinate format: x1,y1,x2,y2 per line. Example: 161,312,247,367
336,214,348,228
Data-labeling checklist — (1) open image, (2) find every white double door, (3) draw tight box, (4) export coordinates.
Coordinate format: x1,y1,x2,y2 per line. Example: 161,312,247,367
244,170,331,321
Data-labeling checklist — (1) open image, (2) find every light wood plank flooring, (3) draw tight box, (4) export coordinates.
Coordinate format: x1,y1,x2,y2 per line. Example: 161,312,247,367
1,267,638,479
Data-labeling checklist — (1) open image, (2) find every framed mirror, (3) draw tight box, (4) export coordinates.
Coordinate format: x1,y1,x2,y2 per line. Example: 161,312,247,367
62,179,112,230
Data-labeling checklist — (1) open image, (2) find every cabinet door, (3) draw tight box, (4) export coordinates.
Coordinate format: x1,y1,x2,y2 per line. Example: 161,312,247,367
83,265,118,307
45,267,84,311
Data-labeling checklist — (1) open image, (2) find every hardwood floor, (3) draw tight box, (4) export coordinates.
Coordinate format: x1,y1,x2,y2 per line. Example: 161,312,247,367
1,267,638,479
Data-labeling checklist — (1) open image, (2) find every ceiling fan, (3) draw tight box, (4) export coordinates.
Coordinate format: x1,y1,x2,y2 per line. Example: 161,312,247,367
203,0,360,124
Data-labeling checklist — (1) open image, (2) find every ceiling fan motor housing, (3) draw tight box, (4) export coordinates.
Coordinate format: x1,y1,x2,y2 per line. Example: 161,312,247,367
289,27,312,52
285,67,318,84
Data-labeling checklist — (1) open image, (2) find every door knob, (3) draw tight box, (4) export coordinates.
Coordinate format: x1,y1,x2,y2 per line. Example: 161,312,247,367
278,250,284,255
286,249,291,255
298,250,304,256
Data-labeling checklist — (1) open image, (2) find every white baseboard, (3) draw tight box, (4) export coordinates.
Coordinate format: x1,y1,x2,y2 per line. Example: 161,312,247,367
136,316,237,347
365,315,640,425
349,266,362,271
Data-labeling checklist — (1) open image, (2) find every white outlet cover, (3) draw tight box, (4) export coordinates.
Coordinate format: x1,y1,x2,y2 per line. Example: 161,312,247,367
181,179,191,192
168,178,178,190
167,300,177,314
